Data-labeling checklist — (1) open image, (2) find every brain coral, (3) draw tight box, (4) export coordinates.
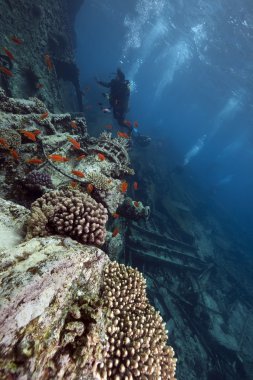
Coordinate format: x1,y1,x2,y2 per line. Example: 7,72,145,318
94,262,177,379
26,188,108,246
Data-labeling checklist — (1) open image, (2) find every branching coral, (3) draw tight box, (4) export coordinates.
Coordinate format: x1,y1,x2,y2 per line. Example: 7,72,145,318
26,188,108,246
94,262,177,379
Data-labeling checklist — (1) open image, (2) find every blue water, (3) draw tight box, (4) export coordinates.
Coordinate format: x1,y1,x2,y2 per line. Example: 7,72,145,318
75,0,253,240
74,2,253,378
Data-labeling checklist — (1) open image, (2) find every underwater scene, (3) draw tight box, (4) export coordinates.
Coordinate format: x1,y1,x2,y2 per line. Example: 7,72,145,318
0,0,252,379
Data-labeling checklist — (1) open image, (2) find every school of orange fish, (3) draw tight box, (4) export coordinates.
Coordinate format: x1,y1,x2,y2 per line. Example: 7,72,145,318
0,35,143,239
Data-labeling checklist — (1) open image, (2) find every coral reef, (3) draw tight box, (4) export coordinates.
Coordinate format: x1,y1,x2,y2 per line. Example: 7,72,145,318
0,236,109,380
88,132,134,177
0,234,177,380
94,262,177,379
0,128,21,150
118,196,150,220
0,197,29,250
24,170,53,191
104,231,123,262
0,0,83,113
26,188,108,246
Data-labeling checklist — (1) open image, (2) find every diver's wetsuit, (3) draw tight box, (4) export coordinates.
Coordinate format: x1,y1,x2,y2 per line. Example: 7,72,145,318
97,71,130,130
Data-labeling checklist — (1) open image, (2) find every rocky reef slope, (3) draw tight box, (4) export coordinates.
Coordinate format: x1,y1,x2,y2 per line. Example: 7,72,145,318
0,0,83,113
0,92,176,379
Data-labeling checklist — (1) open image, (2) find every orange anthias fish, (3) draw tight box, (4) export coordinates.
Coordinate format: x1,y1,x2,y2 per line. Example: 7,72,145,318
87,183,94,193
133,181,138,190
70,120,78,129
120,181,128,193
134,201,139,207
9,148,19,160
26,157,43,164
70,181,78,188
48,154,69,162
44,54,53,71
2,47,14,60
104,124,112,130
72,170,85,178
68,136,81,150
32,129,41,136
117,132,129,139
0,138,9,148
76,154,86,161
98,153,106,161
123,119,132,128
20,130,37,142
10,35,23,45
133,121,139,128
0,66,13,77
39,112,49,120
112,227,119,237
112,213,120,219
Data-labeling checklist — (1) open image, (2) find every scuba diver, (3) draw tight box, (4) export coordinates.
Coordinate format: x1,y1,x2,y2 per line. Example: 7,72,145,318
96,68,131,132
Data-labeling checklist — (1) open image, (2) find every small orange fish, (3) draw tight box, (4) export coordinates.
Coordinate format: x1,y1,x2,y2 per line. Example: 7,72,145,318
112,227,119,237
68,136,81,150
70,181,78,188
44,54,53,71
2,47,14,60
104,124,113,130
32,129,41,136
134,201,139,207
0,66,13,77
112,213,120,219
20,130,37,142
87,183,94,193
36,83,43,89
70,120,78,129
98,153,106,161
26,157,43,164
117,132,129,139
48,154,69,162
72,170,85,178
76,154,86,161
123,119,132,128
120,181,128,193
133,121,139,128
133,181,138,190
10,35,23,45
0,138,9,148
9,148,19,160
39,112,49,120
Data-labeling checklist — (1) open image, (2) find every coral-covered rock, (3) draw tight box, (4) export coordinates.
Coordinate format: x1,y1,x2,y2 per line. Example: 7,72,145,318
118,196,150,220
26,188,108,246
0,236,109,380
0,198,29,251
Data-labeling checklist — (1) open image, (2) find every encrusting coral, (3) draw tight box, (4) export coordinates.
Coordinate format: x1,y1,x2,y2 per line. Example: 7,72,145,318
94,262,177,379
26,188,108,246
0,128,21,150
